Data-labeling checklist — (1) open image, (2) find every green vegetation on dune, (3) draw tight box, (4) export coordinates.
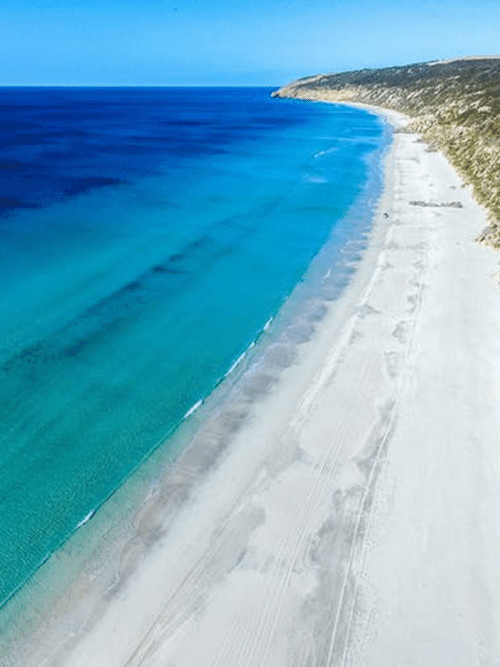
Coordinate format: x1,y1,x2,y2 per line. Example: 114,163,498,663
273,58,500,247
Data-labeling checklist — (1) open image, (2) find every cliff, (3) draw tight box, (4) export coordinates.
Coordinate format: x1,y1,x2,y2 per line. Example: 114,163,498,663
273,57,500,247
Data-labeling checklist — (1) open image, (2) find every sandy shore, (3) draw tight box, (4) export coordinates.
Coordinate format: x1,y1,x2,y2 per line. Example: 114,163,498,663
13,106,500,666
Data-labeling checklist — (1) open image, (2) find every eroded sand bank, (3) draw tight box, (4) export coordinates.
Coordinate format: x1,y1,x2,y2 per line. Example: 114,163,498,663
14,107,500,666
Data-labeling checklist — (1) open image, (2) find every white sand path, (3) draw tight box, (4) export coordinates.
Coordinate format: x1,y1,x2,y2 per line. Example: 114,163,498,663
16,110,500,666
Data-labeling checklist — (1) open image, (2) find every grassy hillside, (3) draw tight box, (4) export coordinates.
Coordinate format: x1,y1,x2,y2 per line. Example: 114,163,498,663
273,58,500,246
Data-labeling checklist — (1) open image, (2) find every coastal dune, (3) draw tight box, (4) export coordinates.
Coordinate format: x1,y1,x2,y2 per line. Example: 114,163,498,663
14,107,500,665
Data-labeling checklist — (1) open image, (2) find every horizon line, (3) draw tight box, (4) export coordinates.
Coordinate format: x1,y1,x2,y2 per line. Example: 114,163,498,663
0,83,280,89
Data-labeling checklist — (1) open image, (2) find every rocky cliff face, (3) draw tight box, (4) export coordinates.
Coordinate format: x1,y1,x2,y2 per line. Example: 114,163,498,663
273,58,500,247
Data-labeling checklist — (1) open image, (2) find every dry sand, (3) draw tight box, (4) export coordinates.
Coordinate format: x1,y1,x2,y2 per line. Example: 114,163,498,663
15,106,500,666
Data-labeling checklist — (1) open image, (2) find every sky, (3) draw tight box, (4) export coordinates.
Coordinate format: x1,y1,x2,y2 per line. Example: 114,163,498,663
1,0,499,86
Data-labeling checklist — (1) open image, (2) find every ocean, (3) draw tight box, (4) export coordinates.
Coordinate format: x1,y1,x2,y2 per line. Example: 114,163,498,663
0,86,389,638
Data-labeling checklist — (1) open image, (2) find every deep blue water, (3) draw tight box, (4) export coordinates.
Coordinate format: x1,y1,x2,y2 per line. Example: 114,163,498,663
0,86,387,610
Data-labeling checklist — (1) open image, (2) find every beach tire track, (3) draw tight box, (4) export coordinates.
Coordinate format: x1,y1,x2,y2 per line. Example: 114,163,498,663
323,408,397,667
123,491,261,666
324,209,430,667
243,435,349,667
212,349,379,667
212,426,350,667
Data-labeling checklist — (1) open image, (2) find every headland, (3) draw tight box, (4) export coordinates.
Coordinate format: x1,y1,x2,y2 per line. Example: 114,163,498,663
273,57,500,246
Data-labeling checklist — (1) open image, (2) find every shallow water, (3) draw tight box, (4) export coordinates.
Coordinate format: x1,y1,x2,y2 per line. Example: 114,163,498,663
0,87,388,616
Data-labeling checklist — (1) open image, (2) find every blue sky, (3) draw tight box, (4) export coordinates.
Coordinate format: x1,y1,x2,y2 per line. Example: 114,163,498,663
1,0,499,86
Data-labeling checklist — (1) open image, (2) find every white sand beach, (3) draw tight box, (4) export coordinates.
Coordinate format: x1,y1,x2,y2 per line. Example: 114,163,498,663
15,107,500,666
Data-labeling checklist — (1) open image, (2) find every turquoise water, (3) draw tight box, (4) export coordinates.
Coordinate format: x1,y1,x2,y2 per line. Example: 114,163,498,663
0,87,388,615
